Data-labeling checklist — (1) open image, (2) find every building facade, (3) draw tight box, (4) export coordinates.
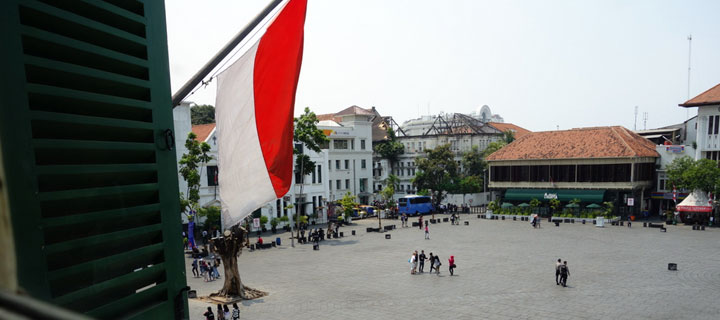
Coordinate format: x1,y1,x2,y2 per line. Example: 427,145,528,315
487,126,659,217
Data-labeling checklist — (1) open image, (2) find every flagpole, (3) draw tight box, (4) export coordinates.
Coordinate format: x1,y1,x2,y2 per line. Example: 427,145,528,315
171,0,285,107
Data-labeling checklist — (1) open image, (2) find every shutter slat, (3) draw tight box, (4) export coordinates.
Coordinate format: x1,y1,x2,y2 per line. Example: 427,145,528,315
33,139,156,151
25,56,150,89
38,183,158,201
87,284,168,319
31,111,154,131
78,0,146,24
21,26,148,68
44,224,162,255
22,0,147,46
54,263,165,307
41,203,160,228
47,243,164,283
27,84,151,111
36,164,157,175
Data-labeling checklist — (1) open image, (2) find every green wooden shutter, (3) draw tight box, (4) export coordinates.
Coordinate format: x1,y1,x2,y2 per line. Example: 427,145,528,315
0,1,188,319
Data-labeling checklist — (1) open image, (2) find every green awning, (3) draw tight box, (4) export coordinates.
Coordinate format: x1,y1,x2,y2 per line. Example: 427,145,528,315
504,189,605,203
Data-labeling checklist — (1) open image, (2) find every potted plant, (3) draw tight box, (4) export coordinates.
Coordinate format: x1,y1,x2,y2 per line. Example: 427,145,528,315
270,217,279,234
260,216,268,232
280,215,290,231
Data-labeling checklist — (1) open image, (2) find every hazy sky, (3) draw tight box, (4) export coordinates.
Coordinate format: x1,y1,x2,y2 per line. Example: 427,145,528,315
166,0,720,132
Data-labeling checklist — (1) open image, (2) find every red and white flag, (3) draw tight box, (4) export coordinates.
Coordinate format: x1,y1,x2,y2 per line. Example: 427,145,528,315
215,0,307,228
672,184,677,204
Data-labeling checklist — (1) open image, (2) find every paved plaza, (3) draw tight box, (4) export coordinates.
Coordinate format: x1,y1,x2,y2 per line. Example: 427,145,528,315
187,215,720,319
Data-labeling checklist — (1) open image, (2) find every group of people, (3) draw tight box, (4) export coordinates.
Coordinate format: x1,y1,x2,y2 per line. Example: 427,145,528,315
409,250,456,276
204,303,240,320
191,257,221,282
555,259,570,287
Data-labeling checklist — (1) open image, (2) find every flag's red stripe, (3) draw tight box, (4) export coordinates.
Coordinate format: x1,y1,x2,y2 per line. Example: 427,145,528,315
253,0,307,197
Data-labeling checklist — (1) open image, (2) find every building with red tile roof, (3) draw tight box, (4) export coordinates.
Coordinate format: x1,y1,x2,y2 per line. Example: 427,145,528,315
679,83,720,107
191,123,215,142
488,122,531,140
487,126,659,218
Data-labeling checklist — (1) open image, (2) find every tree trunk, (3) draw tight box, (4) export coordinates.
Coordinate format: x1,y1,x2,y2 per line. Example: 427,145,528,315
209,225,267,300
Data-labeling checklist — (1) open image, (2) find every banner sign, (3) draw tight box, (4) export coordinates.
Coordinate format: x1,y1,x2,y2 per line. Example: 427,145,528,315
665,145,685,153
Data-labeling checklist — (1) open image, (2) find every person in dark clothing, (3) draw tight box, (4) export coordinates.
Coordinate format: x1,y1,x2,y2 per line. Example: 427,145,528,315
419,216,423,230
559,261,570,287
555,259,562,285
419,250,427,273
428,252,435,273
191,258,199,278
204,307,215,320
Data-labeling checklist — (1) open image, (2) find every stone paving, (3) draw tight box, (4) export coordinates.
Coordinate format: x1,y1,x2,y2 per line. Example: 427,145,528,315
186,215,720,320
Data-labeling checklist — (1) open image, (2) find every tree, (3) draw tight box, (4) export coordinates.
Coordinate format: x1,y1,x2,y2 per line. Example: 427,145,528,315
502,130,516,144
191,104,215,125
197,206,221,231
462,145,486,177
178,132,213,217
667,157,720,193
293,107,329,239
338,192,358,221
482,140,507,158
413,144,459,210
529,198,541,214
549,198,561,216
374,127,405,177
209,225,266,300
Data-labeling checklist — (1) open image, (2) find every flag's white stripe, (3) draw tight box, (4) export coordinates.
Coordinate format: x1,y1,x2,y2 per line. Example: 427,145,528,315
216,41,276,229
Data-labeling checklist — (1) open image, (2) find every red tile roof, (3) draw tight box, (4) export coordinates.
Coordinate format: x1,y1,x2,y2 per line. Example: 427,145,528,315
680,83,720,107
486,126,659,161
335,105,375,116
192,123,215,142
488,122,531,139
316,113,343,123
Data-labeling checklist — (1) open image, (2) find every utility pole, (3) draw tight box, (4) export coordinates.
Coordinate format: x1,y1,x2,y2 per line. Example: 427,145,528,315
643,112,648,130
686,34,692,120
634,106,638,131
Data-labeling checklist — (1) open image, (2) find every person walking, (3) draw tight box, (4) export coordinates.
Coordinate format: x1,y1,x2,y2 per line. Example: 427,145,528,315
559,261,570,287
409,252,417,274
428,252,435,273
216,304,225,320
433,254,442,275
555,259,562,285
418,215,423,230
191,258,199,278
448,255,456,276
424,225,430,239
419,250,427,273
231,303,240,320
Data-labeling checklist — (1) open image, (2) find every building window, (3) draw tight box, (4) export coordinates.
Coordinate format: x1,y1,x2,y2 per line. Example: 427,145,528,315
345,179,350,189
276,199,281,218
359,178,367,192
328,160,331,171
336,160,341,170
207,165,219,186
351,139,355,150
345,159,349,169
361,139,366,150
329,180,332,190
336,180,341,190
361,159,366,169
317,165,322,183
311,164,317,184
334,139,348,149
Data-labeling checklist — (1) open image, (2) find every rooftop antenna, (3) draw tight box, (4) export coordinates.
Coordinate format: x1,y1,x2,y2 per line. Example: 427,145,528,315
643,112,648,130
634,106,638,130
687,34,692,120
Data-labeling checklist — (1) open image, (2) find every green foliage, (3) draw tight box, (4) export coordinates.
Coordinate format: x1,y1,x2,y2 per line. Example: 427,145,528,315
178,132,213,214
462,145,486,177
270,217,279,227
299,215,309,225
529,198,541,210
502,130,516,144
380,186,395,203
197,206,220,230
487,200,500,212
374,127,405,163
456,175,482,194
667,157,720,194
413,144,459,207
294,107,328,154
280,215,289,222
549,199,561,211
417,189,430,196
570,198,581,206
294,153,315,178
482,140,507,158
339,192,358,220
603,201,614,217
190,104,215,125
259,215,268,225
